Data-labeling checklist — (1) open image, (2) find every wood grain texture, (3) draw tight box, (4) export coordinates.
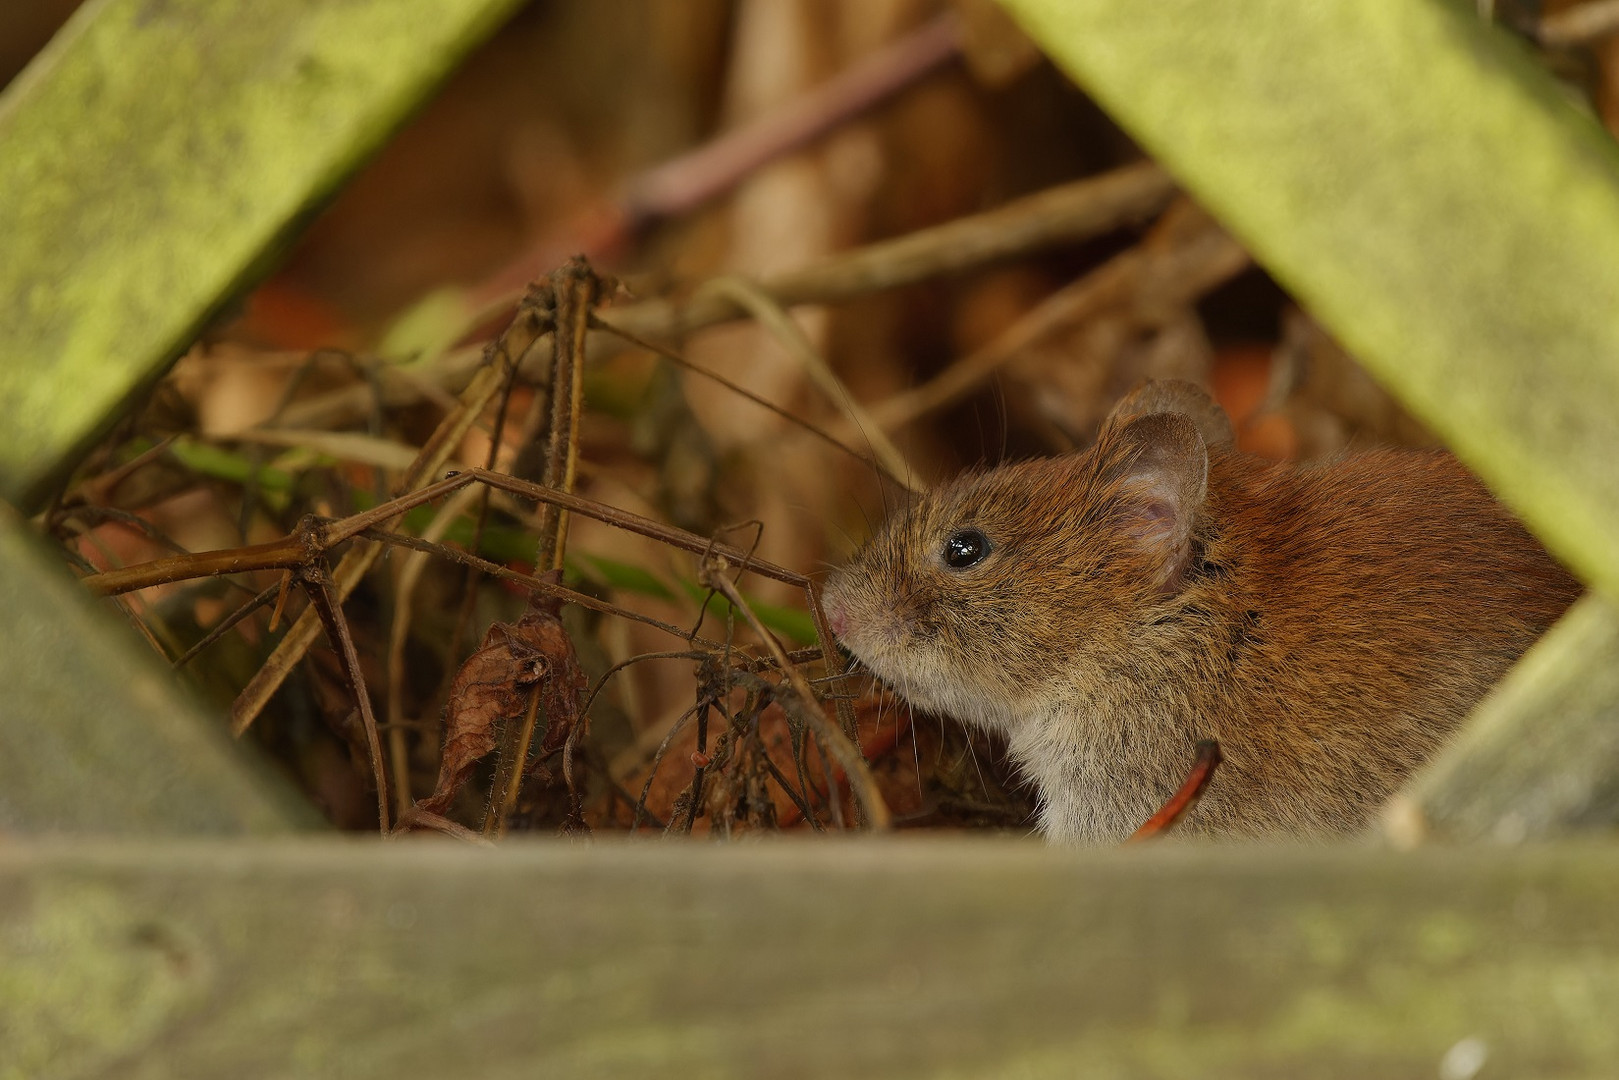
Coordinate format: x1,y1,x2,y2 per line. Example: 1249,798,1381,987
3,839,1618,1077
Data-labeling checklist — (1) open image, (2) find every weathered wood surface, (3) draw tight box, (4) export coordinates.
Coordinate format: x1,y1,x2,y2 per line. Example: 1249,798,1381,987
0,509,316,834
995,0,1619,601
0,0,527,508
1398,594,1619,842
3,839,1618,1078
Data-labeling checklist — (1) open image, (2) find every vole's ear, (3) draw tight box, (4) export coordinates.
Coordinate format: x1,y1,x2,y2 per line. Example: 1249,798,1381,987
1104,379,1234,450
1097,412,1208,594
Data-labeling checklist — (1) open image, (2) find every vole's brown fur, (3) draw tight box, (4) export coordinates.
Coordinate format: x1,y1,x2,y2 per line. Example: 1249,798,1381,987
823,381,1580,843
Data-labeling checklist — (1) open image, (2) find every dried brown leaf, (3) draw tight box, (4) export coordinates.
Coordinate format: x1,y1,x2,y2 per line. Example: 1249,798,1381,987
418,592,587,817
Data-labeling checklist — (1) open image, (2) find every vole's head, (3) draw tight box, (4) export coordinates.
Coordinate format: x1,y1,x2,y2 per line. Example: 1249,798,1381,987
822,380,1230,731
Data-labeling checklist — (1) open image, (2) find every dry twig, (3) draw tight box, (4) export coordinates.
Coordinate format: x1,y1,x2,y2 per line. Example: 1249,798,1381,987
699,554,890,830
692,275,921,492
863,201,1250,433
271,164,1176,434
1538,0,1619,47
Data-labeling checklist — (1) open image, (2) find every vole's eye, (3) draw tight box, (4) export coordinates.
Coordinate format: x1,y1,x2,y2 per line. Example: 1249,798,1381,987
943,528,991,569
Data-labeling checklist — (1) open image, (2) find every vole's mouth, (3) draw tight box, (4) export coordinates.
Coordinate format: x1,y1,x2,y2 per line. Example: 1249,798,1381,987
832,620,1030,736
830,621,910,683
822,589,1009,726
836,636,960,718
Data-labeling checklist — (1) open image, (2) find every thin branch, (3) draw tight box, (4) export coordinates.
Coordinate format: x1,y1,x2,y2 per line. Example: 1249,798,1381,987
470,13,966,305
619,14,963,227
276,165,1177,432
386,481,484,817
692,275,922,492
82,465,799,648
395,805,496,845
537,258,608,571
228,332,541,736
82,533,315,597
863,204,1250,433
581,650,712,720
302,564,390,833
632,703,701,833
172,579,285,670
757,717,828,833
701,557,890,830
486,682,546,838
359,527,728,649
442,468,809,585
604,161,1175,344
55,434,177,511
1538,1,1619,47
679,649,735,836
589,313,896,486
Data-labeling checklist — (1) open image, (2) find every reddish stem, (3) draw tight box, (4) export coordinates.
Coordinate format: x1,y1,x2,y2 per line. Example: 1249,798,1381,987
1127,740,1224,842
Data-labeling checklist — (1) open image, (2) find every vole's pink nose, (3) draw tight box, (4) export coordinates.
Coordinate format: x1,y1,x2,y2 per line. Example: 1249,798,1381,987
823,594,849,638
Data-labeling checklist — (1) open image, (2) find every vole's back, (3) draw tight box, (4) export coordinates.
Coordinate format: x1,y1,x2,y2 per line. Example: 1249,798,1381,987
1179,449,1580,836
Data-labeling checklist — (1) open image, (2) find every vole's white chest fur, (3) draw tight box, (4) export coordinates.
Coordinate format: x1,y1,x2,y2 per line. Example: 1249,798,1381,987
988,698,1197,844
915,674,1199,844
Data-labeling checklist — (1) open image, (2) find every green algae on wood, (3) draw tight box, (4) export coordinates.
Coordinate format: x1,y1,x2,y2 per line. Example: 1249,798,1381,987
0,507,317,833
2,840,1618,1077
1397,593,1619,841
0,0,528,509
992,0,1619,599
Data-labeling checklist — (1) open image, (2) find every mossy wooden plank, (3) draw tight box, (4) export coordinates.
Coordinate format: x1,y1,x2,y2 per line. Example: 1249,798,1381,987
0,0,527,509
994,0,1619,598
2,839,1618,1078
0,508,317,834
1397,594,1619,842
